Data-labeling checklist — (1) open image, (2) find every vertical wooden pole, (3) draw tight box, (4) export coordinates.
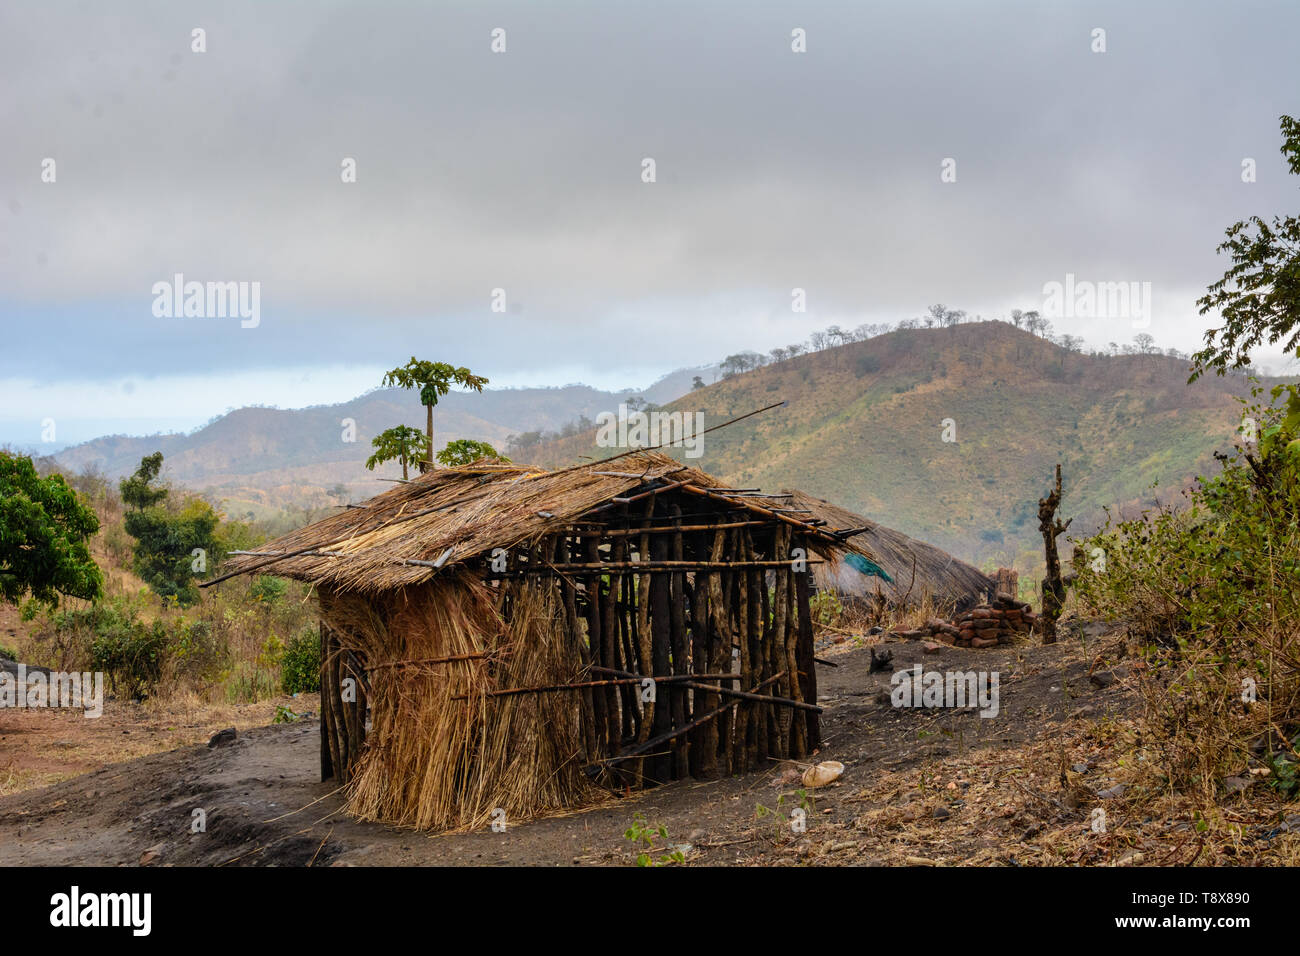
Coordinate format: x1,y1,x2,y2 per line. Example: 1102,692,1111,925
794,566,821,751
784,568,807,757
319,620,334,782
584,536,612,756
668,504,690,780
648,528,673,782
692,551,718,779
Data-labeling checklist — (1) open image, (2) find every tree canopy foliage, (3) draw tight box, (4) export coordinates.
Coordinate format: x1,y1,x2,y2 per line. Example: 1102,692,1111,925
366,424,426,480
1192,115,1300,380
119,453,221,606
436,439,508,467
0,452,103,611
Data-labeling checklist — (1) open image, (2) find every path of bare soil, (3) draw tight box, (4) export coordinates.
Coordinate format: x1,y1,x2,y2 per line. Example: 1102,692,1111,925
2,635,1295,866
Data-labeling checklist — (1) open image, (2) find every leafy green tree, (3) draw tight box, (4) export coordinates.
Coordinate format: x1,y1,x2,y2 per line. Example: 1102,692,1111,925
381,359,489,471
119,454,221,606
365,424,426,480
124,497,222,607
1192,115,1300,380
0,452,102,611
436,439,509,467
119,451,168,510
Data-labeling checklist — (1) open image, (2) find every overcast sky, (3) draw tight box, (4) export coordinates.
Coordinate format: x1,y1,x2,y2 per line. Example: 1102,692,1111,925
2,0,1298,448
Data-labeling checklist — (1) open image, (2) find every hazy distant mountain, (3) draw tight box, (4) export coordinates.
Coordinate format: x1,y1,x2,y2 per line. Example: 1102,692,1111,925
515,322,1278,569
48,381,693,519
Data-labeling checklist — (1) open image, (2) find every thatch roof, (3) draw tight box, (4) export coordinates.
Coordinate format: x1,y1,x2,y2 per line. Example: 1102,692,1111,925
216,452,874,595
783,489,994,609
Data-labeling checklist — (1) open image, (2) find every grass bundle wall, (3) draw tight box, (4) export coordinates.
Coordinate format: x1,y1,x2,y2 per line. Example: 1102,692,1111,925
321,572,602,832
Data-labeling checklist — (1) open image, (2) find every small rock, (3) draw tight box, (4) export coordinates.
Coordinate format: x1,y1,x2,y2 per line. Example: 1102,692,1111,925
932,806,951,820
1097,784,1127,800
208,728,238,749
922,642,944,654
139,844,165,866
1071,763,1089,774
1223,775,1254,793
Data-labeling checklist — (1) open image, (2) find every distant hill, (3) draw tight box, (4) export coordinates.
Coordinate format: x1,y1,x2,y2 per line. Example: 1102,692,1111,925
513,322,1276,573
49,382,687,520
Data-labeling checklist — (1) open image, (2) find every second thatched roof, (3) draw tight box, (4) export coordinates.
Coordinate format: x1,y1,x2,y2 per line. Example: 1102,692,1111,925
783,489,994,609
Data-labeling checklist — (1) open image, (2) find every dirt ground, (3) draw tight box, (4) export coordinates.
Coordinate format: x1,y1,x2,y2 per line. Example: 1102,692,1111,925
2,634,1297,867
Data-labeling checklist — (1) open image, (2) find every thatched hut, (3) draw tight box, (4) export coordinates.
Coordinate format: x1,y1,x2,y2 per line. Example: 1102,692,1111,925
210,452,874,832
782,490,994,612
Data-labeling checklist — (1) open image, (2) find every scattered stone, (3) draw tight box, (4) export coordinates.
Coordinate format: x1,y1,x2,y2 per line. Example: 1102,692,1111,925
139,844,165,866
1097,784,1127,800
1071,763,1089,774
922,641,944,654
1223,776,1254,793
932,806,951,820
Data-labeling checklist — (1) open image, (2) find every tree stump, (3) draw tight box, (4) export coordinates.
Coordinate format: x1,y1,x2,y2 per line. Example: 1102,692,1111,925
1037,464,1071,644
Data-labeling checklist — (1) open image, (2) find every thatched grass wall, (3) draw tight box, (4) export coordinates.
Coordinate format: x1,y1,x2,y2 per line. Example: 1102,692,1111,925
321,572,602,831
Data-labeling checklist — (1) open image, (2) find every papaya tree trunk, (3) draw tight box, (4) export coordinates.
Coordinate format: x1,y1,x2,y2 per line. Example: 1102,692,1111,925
424,403,434,472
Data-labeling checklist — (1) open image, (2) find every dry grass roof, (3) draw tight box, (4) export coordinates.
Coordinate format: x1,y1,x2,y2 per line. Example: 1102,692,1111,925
783,489,994,608
217,452,874,595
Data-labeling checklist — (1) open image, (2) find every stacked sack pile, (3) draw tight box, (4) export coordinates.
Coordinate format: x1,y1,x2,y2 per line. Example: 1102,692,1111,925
890,592,1037,648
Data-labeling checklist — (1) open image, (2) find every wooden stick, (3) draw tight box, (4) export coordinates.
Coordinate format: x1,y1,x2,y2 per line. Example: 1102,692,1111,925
450,674,739,701
596,672,786,766
493,559,825,573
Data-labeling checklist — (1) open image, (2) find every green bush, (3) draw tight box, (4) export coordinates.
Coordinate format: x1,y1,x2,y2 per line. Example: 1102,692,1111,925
1070,383,1300,796
854,354,881,378
248,575,289,605
281,626,321,694
0,643,17,661
84,609,168,700
169,618,231,687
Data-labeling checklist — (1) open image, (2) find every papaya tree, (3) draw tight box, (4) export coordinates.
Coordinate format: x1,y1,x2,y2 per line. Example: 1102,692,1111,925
366,424,426,480
381,359,489,472
436,439,508,467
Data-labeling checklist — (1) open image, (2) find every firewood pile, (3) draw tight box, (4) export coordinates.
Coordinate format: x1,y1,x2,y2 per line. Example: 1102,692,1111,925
890,592,1037,648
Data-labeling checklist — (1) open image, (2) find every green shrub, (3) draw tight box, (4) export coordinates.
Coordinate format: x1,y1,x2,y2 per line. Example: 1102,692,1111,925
87,612,168,700
248,575,288,605
1070,383,1300,796
854,354,881,378
168,618,231,687
281,626,321,694
0,643,17,661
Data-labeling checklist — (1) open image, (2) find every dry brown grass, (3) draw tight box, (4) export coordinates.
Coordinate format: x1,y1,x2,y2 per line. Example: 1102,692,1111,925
329,572,604,831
